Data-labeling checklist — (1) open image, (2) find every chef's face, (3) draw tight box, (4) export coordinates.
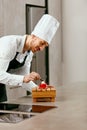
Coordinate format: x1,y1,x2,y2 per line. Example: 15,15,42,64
30,35,48,53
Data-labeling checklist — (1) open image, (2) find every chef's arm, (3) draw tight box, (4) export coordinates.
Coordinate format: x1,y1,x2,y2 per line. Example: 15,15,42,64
19,65,39,92
11,56,40,91
20,64,39,92
0,54,39,91
0,71,40,86
14,52,38,83
22,81,37,93
0,71,24,86
18,53,39,91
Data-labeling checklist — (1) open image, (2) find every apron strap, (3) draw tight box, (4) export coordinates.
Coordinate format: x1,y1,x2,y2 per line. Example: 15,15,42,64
7,52,28,71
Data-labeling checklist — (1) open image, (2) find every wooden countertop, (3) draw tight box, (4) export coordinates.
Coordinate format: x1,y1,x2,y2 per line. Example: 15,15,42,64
1,82,87,130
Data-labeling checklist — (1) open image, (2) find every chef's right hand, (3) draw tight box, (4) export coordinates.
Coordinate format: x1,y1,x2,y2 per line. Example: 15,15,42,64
23,72,41,83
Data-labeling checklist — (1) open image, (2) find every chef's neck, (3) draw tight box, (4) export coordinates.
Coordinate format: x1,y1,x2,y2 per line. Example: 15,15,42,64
22,35,31,53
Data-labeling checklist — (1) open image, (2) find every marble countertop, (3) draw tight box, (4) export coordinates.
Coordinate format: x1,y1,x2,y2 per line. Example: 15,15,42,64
0,82,87,130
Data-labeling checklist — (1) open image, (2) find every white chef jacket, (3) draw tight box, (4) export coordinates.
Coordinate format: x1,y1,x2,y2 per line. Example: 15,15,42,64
0,35,37,92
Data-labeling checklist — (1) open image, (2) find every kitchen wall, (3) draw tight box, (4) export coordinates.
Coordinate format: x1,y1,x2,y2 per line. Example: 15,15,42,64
0,0,4,37
48,0,87,86
0,0,45,36
62,0,87,85
48,0,62,87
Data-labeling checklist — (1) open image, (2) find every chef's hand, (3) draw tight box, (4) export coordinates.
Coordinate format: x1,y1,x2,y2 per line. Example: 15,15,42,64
23,72,41,83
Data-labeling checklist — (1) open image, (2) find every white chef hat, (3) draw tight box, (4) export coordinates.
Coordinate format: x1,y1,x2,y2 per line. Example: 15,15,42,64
31,14,60,44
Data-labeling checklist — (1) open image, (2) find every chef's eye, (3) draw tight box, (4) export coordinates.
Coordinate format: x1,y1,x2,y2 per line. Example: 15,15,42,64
41,42,44,45
40,43,44,47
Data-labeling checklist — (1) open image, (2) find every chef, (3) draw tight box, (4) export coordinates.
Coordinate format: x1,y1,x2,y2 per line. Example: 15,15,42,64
0,14,60,102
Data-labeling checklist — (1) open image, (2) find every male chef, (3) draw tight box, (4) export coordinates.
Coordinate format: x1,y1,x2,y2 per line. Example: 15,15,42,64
0,14,59,102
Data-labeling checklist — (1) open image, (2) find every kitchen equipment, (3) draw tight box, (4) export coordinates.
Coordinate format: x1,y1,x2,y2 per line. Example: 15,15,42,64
0,103,57,123
0,103,57,113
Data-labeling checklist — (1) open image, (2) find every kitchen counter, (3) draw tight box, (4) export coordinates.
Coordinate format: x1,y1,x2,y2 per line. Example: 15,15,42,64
0,82,87,130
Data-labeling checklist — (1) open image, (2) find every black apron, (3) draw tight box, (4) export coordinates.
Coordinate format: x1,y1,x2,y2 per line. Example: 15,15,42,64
0,52,28,102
